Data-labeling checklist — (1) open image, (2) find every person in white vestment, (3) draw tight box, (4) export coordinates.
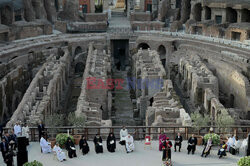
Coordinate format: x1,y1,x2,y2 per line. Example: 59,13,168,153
14,122,22,137
226,135,235,151
53,143,66,162
22,123,30,145
40,136,52,154
120,126,128,145
125,134,135,153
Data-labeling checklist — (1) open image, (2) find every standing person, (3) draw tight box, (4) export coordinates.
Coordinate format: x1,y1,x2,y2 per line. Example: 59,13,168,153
107,132,116,153
125,134,135,153
201,137,213,157
3,133,10,144
79,135,89,155
40,135,52,154
53,143,66,162
65,137,77,158
9,130,17,150
14,122,21,137
4,150,14,166
93,134,103,154
0,137,9,160
22,123,30,146
159,131,166,151
38,121,45,141
187,134,197,155
162,137,172,161
0,124,3,139
120,126,128,145
218,141,227,158
174,133,183,152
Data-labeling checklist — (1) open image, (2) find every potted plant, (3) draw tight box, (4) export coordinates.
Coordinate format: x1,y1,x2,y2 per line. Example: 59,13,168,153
45,114,64,148
191,111,211,145
56,133,74,148
67,112,86,145
23,160,43,166
237,156,250,166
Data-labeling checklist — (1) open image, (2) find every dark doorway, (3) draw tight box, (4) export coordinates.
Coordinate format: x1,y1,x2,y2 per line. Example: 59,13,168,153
226,7,237,23
215,15,222,24
204,6,211,20
82,4,88,13
229,94,235,108
193,3,202,21
232,32,241,41
55,0,59,12
111,39,129,71
137,43,150,50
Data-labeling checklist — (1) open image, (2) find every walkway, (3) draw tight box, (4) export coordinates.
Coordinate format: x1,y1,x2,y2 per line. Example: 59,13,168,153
0,141,241,166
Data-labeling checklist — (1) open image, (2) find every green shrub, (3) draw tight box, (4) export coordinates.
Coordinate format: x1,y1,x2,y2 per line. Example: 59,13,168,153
23,160,43,166
191,111,211,131
56,133,74,148
67,112,86,127
203,133,220,145
238,156,250,166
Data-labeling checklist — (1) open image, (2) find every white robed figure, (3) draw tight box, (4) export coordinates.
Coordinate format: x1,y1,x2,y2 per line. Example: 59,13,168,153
120,126,128,145
226,136,235,151
53,144,66,162
14,123,22,137
40,136,52,153
125,134,135,153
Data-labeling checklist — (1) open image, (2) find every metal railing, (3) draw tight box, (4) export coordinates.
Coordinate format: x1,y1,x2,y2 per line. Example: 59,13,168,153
3,126,250,141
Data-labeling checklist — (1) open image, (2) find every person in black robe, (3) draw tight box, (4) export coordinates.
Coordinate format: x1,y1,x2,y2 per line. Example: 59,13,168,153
174,133,183,152
0,137,9,160
38,122,45,141
107,132,116,153
4,150,14,166
93,134,103,154
187,134,197,155
65,137,77,158
79,135,89,155
218,141,227,158
162,137,172,161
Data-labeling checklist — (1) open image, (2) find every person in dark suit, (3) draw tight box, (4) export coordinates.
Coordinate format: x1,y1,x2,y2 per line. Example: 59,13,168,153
3,133,10,144
9,130,17,150
38,122,45,141
174,133,183,152
187,134,197,154
0,137,9,160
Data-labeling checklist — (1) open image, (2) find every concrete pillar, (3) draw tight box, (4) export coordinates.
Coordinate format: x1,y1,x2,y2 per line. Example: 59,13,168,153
221,8,226,23
201,7,206,21
90,0,95,13
140,0,145,12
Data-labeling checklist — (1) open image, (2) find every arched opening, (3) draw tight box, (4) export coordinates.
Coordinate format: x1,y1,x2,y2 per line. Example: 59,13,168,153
158,45,167,68
74,46,83,56
229,94,235,108
204,6,211,20
241,9,250,23
193,3,202,22
137,43,150,50
0,6,13,25
75,62,85,74
149,97,154,106
197,88,203,104
226,7,237,23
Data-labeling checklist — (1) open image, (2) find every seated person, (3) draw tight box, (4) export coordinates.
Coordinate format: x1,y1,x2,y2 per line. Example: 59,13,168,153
201,137,213,157
53,143,66,162
174,133,183,152
65,137,77,158
120,126,128,145
125,134,135,153
218,141,227,158
40,135,52,154
231,137,241,155
93,134,103,154
107,132,116,153
79,135,89,155
226,135,235,151
187,134,197,155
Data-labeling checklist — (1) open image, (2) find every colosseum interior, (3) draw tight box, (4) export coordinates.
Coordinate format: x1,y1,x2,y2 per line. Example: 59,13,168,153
0,0,249,137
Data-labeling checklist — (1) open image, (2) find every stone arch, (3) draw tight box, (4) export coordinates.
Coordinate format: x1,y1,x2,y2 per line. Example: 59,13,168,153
137,43,150,50
75,62,85,74
193,3,202,22
241,9,250,23
0,5,13,25
74,46,83,56
204,6,211,20
226,7,237,23
158,45,166,68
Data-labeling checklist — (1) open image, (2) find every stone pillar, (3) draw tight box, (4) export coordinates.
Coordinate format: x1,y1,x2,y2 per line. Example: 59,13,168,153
237,9,242,23
44,0,57,23
90,0,95,13
221,8,227,24
201,6,206,21
140,0,145,12
23,0,36,21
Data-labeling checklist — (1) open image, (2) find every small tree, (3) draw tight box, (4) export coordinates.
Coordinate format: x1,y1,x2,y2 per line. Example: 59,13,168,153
45,114,65,137
215,110,234,133
191,111,211,133
67,112,86,127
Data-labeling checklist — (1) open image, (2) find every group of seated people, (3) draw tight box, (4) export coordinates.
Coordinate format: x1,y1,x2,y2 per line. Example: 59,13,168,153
39,127,135,162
